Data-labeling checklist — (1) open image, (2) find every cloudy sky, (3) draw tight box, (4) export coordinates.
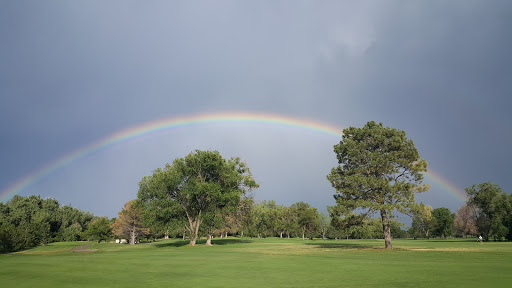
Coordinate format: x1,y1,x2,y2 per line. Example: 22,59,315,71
1,1,511,219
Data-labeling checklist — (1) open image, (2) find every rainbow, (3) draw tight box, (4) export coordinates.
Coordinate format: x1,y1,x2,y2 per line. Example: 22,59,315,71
0,111,467,203
424,170,467,202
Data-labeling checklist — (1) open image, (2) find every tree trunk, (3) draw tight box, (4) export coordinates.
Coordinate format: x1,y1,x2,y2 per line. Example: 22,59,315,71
164,230,169,240
380,209,392,249
205,234,212,246
280,232,283,238
241,230,244,239
186,211,201,246
130,226,136,245
225,231,228,238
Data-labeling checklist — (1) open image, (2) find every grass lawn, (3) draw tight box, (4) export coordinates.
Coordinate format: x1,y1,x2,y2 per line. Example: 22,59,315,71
1,237,511,287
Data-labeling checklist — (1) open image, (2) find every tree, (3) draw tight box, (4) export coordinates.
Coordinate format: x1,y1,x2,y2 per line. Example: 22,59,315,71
250,201,271,238
317,213,330,240
466,182,510,241
327,121,428,249
431,208,455,238
454,204,478,237
291,202,319,240
227,196,254,238
83,217,112,243
112,200,149,245
410,204,434,239
137,150,258,245
282,206,298,238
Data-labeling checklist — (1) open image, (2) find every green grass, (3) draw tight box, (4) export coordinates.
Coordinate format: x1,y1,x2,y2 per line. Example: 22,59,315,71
1,238,511,287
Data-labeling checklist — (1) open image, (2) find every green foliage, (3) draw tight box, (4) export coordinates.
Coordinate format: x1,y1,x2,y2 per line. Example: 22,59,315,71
410,204,434,238
466,182,512,241
291,202,319,240
82,217,113,243
0,195,96,252
137,150,258,245
431,207,455,238
327,121,428,248
112,200,149,244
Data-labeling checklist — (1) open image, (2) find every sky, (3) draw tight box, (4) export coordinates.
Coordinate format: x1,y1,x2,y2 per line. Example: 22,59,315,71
1,1,511,220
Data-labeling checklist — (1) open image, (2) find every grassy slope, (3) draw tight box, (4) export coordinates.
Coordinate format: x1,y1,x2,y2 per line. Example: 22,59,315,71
1,238,511,288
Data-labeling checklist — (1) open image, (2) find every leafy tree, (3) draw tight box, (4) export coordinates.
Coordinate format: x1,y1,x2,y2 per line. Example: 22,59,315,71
0,195,101,252
282,206,298,238
291,202,318,240
410,204,434,238
327,121,428,249
317,213,330,240
56,205,94,241
62,223,83,241
137,177,186,240
137,150,258,245
250,201,271,238
83,217,112,243
327,204,364,240
466,182,510,241
431,207,454,238
227,196,254,238
112,200,149,245
454,204,478,237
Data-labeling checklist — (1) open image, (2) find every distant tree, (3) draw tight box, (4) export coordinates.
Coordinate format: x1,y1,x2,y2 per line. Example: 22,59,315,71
431,208,455,238
327,204,365,240
454,204,478,237
291,202,318,240
233,197,254,238
112,200,149,245
56,205,94,241
62,223,83,241
317,213,330,240
83,217,112,243
410,204,434,238
466,182,510,241
0,195,101,252
137,150,258,245
327,121,429,249
282,206,298,238
250,202,271,238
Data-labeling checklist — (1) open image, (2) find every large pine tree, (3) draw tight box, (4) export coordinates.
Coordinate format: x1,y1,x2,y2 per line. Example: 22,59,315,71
327,121,429,249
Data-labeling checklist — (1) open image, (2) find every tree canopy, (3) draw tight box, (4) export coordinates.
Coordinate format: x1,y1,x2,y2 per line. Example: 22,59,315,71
137,150,258,245
327,121,428,249
466,182,512,241
112,200,149,245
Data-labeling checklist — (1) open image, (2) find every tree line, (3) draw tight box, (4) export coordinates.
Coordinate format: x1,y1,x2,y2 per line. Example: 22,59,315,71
2,121,511,252
410,182,512,241
0,195,98,252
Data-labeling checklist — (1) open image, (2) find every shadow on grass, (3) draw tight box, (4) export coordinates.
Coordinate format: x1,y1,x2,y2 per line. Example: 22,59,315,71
155,240,190,248
211,238,253,245
304,242,376,250
155,238,253,248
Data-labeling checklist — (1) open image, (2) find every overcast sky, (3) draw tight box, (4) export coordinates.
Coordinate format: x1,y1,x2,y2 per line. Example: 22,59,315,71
1,1,511,220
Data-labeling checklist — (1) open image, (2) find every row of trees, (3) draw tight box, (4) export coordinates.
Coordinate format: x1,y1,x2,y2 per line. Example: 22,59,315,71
457,182,511,241
115,197,407,243
409,182,512,241
2,121,511,252
0,195,97,252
